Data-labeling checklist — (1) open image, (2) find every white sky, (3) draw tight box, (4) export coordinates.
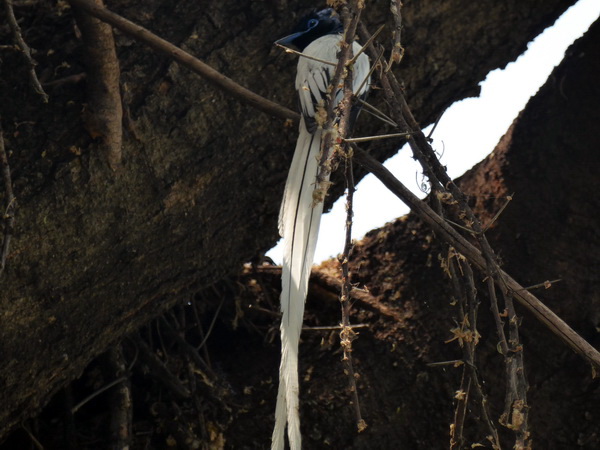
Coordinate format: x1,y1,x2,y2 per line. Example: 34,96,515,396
268,0,600,264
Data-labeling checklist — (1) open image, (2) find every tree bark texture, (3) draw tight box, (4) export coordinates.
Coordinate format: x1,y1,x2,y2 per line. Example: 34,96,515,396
0,0,580,441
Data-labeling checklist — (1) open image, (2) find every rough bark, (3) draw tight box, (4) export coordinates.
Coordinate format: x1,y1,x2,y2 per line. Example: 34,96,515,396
0,0,579,442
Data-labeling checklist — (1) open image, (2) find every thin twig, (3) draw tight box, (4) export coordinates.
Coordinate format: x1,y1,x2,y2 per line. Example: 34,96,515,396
195,297,224,352
275,43,337,66
339,146,366,432
450,369,470,450
348,23,385,66
312,3,364,198
426,360,464,367
334,2,368,433
71,376,128,414
66,0,298,122
3,0,48,102
20,422,44,450
190,295,212,367
106,346,132,449
482,193,513,232
343,132,411,143
444,217,478,234
303,324,368,331
426,106,448,141
353,47,382,100
357,98,398,127
0,123,16,277
389,0,405,66
517,279,562,291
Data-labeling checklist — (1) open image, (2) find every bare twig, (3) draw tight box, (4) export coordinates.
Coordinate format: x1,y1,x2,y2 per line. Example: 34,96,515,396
518,279,562,291
303,324,368,331
275,43,337,66
389,0,405,66
450,369,470,450
71,376,128,414
357,98,398,127
195,297,224,352
335,2,369,433
486,275,509,357
313,1,364,197
3,0,48,102
20,422,44,450
190,295,212,367
354,46,382,100
483,193,513,232
71,0,123,169
348,23,385,66
0,124,16,277
343,131,411,143
338,143,366,432
106,346,132,449
426,360,464,367
67,0,298,122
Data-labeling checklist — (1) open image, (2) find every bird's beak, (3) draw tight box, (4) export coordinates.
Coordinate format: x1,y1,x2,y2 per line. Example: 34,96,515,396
274,31,304,48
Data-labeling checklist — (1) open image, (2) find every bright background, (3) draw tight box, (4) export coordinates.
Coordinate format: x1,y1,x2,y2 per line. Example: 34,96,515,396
268,0,600,264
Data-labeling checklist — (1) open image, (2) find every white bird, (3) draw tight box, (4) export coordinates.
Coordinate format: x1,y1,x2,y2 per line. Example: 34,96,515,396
272,9,370,450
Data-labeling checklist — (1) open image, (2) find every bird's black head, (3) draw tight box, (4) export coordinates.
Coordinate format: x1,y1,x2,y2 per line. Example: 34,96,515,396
275,8,343,51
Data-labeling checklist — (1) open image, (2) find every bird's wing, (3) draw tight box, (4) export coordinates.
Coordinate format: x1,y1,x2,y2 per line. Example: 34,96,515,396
273,36,370,450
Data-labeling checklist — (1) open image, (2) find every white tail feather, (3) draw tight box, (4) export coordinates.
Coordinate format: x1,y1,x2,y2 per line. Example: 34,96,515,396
273,34,370,449
272,122,324,450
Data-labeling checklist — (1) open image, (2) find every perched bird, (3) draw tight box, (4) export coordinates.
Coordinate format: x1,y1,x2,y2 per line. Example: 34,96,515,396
273,8,370,450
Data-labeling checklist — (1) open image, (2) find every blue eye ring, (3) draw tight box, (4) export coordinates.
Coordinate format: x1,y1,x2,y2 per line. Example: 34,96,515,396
307,18,319,29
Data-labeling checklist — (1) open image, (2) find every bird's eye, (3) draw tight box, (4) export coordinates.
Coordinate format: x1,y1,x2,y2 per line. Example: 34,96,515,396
307,19,319,29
